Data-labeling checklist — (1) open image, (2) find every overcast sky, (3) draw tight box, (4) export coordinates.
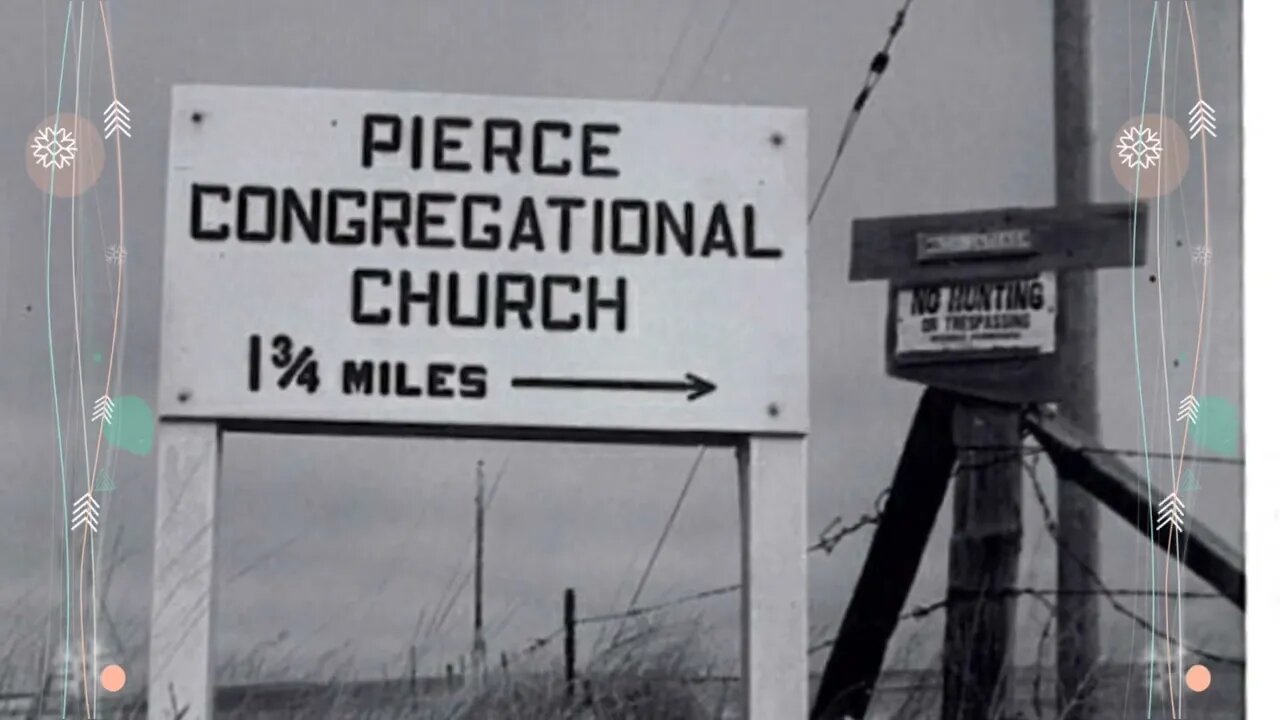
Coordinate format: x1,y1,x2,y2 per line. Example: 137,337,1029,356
0,0,1242,687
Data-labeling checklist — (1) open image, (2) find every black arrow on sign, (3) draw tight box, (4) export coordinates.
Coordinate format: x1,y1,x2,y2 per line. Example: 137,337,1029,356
511,372,717,401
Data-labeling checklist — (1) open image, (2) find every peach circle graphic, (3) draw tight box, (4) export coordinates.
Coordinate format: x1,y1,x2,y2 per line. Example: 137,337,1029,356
25,112,105,198
1185,663,1211,693
100,664,126,693
1109,113,1190,199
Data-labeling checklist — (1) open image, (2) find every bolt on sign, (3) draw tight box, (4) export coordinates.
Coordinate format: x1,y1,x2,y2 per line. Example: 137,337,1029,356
851,204,1147,403
159,85,808,435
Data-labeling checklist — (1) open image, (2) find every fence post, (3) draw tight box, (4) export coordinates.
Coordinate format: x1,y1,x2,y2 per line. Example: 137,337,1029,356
943,400,1023,720
409,645,418,713
565,588,577,700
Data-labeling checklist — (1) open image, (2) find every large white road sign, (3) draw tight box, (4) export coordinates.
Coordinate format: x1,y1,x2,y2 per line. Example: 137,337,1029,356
159,84,808,434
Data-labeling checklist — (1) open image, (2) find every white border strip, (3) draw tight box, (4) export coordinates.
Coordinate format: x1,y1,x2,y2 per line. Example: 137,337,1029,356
1244,0,1276,714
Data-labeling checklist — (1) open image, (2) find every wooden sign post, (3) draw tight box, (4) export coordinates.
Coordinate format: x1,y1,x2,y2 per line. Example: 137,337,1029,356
852,204,1146,404
826,202,1148,720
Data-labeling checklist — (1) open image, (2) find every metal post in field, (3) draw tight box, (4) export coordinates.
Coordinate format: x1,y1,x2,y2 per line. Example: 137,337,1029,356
564,588,577,700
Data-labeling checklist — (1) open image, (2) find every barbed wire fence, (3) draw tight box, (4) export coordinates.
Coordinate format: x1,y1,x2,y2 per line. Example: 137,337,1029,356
505,441,1243,683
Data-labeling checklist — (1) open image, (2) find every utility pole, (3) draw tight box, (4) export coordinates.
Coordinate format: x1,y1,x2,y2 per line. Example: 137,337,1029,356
472,460,487,683
1054,1,1101,717
942,401,1022,720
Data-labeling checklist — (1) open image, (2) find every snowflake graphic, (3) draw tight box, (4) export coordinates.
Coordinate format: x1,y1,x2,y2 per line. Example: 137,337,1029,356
1192,244,1213,265
1116,125,1163,170
30,126,78,170
105,245,127,265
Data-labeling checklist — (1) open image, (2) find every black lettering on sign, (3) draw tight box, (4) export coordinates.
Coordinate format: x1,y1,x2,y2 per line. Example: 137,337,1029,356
611,199,649,255
542,275,582,331
191,183,232,240
398,270,440,326
742,206,782,258
416,192,456,248
447,271,488,328
1029,280,1045,310
587,277,627,332
656,202,694,256
461,195,501,250
427,363,456,397
395,362,423,397
532,121,572,175
411,116,425,169
701,203,738,257
372,191,412,247
434,117,473,172
459,365,487,398
495,273,536,329
360,116,626,178
327,189,367,245
1008,282,1029,310
910,287,941,316
582,123,621,177
483,118,522,173
361,114,401,168
378,361,392,396
343,360,375,395
509,197,546,252
351,268,392,325
546,196,585,253
282,188,321,244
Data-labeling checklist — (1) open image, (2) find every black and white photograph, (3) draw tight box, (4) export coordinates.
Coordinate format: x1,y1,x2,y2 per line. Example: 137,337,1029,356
0,1,1255,718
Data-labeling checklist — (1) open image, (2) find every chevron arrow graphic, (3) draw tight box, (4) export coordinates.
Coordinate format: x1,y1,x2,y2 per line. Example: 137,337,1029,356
1157,492,1185,534
92,394,115,425
103,100,131,139
1177,394,1200,425
1188,99,1216,139
71,492,100,533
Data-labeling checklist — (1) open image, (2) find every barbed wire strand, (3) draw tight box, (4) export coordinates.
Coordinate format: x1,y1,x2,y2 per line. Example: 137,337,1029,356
603,446,707,653
511,440,1242,667
1024,459,1243,667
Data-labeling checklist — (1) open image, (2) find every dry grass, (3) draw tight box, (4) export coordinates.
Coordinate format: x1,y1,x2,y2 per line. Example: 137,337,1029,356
207,614,733,720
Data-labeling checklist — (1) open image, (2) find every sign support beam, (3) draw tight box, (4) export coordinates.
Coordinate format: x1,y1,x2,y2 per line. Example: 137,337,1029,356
148,420,220,720
144,425,809,719
1025,409,1244,608
738,435,809,720
811,388,959,720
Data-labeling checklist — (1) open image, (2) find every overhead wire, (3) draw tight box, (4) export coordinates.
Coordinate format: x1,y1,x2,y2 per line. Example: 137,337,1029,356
809,0,918,222
650,1,699,100
605,446,707,649
676,0,738,99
